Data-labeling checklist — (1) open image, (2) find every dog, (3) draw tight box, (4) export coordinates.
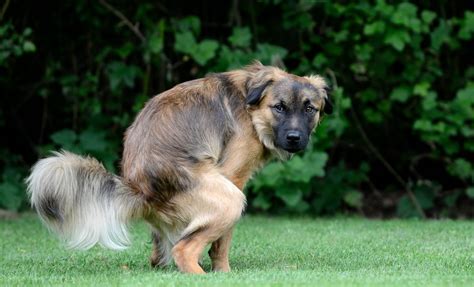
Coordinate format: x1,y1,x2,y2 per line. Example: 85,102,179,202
26,61,332,274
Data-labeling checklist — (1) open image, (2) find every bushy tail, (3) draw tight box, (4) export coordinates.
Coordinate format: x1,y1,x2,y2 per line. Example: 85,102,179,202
26,151,144,250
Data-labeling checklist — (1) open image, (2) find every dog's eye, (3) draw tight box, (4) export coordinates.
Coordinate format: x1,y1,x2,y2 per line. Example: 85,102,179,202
274,104,286,113
305,106,318,114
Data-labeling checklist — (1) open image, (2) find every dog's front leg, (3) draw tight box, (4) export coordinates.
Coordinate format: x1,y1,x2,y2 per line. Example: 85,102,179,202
209,228,234,272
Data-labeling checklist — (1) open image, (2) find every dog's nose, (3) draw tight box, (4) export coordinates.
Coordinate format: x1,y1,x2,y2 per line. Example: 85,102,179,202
286,131,301,142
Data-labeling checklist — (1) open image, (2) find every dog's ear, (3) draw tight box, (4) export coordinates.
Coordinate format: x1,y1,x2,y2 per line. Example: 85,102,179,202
246,63,282,105
244,60,265,73
304,74,333,115
323,86,333,115
246,80,273,106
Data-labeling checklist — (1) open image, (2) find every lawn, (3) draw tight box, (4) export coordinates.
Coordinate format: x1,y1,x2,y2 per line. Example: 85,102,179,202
0,215,473,287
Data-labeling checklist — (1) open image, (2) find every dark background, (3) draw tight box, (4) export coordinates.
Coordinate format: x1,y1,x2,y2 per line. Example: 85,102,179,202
1,0,473,218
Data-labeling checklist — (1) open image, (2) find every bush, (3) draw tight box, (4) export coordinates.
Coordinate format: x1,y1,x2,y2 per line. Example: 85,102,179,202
0,1,472,217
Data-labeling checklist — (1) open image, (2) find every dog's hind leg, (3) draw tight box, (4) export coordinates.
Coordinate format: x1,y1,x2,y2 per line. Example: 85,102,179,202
149,226,175,268
150,229,164,268
172,225,236,274
170,172,245,274
209,228,234,272
172,229,212,274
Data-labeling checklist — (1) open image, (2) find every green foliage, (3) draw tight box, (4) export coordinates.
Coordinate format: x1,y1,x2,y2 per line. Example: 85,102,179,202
397,181,440,218
250,152,328,212
0,22,36,211
310,162,368,215
0,1,472,217
228,27,252,47
0,152,27,211
43,129,119,172
0,23,36,66
0,168,25,211
106,62,141,92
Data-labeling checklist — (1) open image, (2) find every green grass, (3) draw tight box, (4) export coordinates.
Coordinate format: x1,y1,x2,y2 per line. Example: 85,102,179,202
0,215,473,286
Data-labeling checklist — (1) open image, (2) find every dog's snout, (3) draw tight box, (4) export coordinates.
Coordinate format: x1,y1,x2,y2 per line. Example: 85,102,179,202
286,131,301,142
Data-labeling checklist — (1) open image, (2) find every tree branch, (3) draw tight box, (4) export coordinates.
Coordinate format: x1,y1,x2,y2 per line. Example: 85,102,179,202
325,69,426,218
0,0,11,21
229,0,242,26
350,107,426,218
98,0,146,43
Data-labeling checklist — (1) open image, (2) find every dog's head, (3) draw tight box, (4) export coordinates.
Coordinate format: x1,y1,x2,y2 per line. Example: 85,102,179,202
245,62,332,158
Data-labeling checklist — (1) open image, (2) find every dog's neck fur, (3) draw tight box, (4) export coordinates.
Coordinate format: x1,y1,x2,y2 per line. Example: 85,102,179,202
219,67,293,161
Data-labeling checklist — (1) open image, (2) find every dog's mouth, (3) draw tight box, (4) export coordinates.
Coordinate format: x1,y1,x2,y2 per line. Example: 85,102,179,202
276,141,308,153
282,146,305,153
273,136,309,154
273,129,310,154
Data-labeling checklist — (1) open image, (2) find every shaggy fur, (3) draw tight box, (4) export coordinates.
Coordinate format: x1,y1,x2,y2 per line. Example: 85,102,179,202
27,61,331,274
26,151,143,250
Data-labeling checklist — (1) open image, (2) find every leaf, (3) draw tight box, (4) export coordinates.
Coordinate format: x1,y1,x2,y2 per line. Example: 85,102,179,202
466,187,474,199
396,196,421,218
454,83,474,105
174,31,196,55
79,129,107,153
215,44,255,70
252,193,271,210
256,43,288,64
116,42,134,59
394,3,418,23
460,126,474,137
302,152,328,178
192,40,219,66
286,157,312,182
447,159,473,180
451,84,474,121
50,129,77,150
282,152,328,184
343,190,363,208
275,186,303,207
291,200,310,213
106,62,140,90
333,30,349,43
174,33,218,65
375,0,394,16
22,41,36,52
364,21,385,36
175,16,201,36
392,3,420,32
390,86,411,102
22,27,33,36
413,119,437,133
413,182,437,209
228,27,252,48
443,191,461,207
431,20,451,51
251,161,285,191
421,10,436,25
350,62,366,75
312,54,328,68
355,44,373,61
363,108,383,123
413,82,430,97
384,30,410,51
421,92,438,111
148,33,163,54
148,20,165,54
458,11,474,40
0,181,24,211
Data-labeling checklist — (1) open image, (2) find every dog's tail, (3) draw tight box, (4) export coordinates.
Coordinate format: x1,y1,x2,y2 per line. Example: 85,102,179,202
26,151,144,250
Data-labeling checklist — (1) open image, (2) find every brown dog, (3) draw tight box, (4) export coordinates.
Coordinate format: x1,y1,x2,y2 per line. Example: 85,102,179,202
27,61,332,274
